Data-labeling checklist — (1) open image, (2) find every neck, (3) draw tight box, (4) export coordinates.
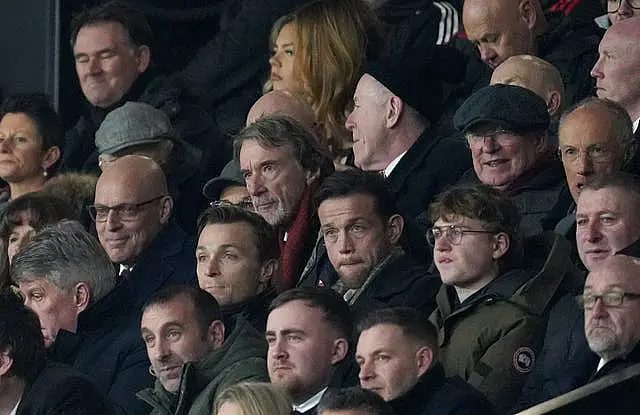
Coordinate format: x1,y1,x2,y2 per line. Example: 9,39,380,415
9,175,46,200
0,376,25,414
374,124,425,171
454,266,499,303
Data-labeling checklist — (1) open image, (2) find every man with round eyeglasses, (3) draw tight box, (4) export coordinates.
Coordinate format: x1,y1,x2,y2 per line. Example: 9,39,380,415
582,253,640,380
605,0,640,26
454,84,573,236
427,183,546,413
90,155,197,310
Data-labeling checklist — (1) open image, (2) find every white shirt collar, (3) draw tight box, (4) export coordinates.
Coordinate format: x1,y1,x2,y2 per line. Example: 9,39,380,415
293,387,327,413
383,151,407,178
597,358,607,372
633,119,639,134
9,397,21,415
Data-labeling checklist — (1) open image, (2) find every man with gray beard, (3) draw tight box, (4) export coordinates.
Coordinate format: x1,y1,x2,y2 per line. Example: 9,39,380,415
582,254,640,380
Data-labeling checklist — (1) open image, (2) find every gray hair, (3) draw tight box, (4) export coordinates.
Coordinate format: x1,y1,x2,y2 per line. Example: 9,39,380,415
11,220,116,305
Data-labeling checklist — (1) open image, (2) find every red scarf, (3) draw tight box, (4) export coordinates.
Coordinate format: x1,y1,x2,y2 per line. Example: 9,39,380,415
277,185,315,292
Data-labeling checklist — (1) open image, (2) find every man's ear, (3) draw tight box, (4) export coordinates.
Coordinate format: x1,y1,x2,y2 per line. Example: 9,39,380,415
208,320,226,349
386,214,404,245
73,282,91,314
519,0,537,30
386,96,403,128
330,337,349,365
0,351,14,377
491,232,510,261
259,259,278,285
305,168,321,186
135,45,151,74
415,346,434,378
159,196,173,224
546,91,562,118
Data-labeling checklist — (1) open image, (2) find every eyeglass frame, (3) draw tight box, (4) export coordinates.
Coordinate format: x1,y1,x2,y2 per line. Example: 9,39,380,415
209,199,255,211
557,143,617,165
578,290,640,309
426,225,498,247
466,128,522,148
608,0,640,13
87,195,167,222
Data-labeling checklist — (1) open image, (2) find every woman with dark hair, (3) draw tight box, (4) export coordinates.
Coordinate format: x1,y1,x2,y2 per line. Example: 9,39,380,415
0,193,74,288
0,93,63,210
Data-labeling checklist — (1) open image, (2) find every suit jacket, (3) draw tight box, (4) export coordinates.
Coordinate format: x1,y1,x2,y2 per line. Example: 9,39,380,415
49,284,154,415
390,363,496,415
387,127,471,223
590,343,640,382
16,361,116,415
120,220,197,312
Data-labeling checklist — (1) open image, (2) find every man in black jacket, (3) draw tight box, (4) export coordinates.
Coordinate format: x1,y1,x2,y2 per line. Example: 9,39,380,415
0,290,115,415
315,169,441,319
356,307,495,415
584,253,640,381
461,0,601,106
12,220,153,415
62,1,226,177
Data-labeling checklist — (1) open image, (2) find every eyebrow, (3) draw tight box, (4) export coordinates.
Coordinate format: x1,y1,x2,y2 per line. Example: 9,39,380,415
196,243,239,252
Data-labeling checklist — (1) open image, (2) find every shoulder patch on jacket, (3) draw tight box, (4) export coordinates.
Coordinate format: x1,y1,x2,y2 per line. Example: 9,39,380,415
513,347,535,373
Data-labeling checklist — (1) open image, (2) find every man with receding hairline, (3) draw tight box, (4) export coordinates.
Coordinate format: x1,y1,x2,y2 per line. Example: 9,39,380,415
591,17,640,136
92,155,197,310
462,0,600,106
491,55,564,121
247,90,318,133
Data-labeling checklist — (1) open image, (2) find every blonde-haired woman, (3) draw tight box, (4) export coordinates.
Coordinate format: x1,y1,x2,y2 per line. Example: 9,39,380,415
266,0,384,164
214,382,292,415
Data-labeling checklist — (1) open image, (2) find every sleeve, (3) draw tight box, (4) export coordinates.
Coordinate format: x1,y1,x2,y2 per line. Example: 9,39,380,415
107,343,155,415
467,315,545,414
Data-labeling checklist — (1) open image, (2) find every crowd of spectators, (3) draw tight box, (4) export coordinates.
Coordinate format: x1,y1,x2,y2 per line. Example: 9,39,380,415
1,0,640,414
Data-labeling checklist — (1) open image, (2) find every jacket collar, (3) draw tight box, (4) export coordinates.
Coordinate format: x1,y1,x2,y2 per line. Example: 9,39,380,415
390,363,446,413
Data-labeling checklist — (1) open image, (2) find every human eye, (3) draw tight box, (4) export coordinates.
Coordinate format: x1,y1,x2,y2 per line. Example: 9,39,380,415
265,334,276,345
14,135,30,144
74,54,89,63
603,291,624,306
287,333,303,343
8,234,18,244
375,354,390,362
167,329,182,341
576,216,588,227
99,50,116,59
284,47,295,57
323,228,338,241
262,162,279,178
562,146,578,157
196,253,208,263
600,214,617,225
222,251,238,261
142,334,155,345
30,291,44,302
120,204,139,218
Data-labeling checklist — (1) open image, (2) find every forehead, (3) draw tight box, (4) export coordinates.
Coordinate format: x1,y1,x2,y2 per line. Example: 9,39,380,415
434,215,488,228
577,187,630,214
95,170,151,204
18,278,63,294
319,194,379,221
358,324,405,352
355,74,384,100
239,139,296,165
0,112,39,133
141,296,197,330
276,22,296,41
198,221,257,249
559,107,619,145
74,21,131,52
267,300,327,331
463,0,513,37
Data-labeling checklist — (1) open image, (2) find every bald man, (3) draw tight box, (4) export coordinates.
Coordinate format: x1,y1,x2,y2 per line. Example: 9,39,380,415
462,0,600,106
491,55,564,121
246,90,318,132
591,17,640,132
93,155,197,308
584,254,640,381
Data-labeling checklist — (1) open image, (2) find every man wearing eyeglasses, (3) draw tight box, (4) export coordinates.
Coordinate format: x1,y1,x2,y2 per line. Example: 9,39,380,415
583,253,640,380
454,84,573,236
597,0,640,28
427,183,546,413
91,155,197,311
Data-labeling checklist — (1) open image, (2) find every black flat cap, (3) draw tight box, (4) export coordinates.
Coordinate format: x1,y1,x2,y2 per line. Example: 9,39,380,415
365,45,466,123
453,84,550,134
202,160,245,201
